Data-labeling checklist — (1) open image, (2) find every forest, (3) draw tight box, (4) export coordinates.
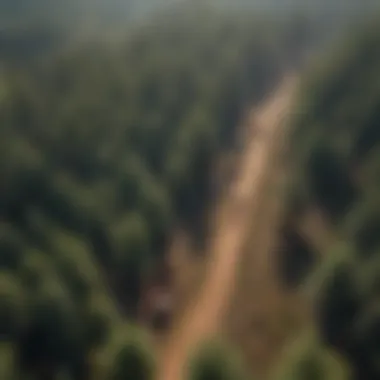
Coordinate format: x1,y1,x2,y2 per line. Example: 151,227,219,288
280,15,380,380
1,1,380,380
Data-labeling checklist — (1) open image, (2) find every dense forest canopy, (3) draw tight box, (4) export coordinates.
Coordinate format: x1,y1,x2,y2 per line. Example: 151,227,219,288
2,0,380,379
285,13,380,380
0,3,323,380
0,0,376,63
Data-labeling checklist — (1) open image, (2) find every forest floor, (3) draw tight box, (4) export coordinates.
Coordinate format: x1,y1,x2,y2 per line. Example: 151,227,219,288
155,74,299,380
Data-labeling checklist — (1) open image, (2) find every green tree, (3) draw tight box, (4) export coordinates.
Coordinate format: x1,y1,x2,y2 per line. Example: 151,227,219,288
0,272,24,342
274,332,351,380
19,286,85,380
110,328,155,380
187,339,247,380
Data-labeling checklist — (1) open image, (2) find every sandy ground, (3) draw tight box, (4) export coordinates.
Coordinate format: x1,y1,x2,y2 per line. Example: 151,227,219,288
156,75,297,380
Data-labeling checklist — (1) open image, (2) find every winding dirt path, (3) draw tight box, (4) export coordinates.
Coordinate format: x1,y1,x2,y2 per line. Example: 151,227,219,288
156,75,297,380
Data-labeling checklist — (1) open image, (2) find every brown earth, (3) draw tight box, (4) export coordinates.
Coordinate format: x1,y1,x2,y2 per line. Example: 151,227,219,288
155,75,298,380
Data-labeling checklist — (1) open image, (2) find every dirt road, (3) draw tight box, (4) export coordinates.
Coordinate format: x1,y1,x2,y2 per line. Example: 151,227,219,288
156,75,297,380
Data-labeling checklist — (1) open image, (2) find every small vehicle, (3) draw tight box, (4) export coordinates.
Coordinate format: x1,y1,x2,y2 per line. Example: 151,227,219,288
138,260,174,332
149,289,173,331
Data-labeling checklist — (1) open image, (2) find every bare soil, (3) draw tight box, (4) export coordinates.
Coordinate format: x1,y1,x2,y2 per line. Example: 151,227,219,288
155,75,298,380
